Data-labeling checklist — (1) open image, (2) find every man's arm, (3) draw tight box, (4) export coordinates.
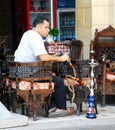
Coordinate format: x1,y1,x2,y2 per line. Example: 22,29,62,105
38,53,70,62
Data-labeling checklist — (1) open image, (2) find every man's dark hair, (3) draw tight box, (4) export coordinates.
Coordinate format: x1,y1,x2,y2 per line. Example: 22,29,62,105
32,16,49,27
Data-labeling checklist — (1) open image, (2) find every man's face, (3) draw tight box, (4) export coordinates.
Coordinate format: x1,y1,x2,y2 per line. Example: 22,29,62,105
38,20,50,37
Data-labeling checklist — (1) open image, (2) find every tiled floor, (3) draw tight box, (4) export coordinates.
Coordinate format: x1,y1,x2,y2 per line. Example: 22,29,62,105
1,101,115,130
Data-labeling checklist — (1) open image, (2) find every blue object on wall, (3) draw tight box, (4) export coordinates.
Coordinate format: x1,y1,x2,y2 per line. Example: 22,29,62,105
57,0,75,8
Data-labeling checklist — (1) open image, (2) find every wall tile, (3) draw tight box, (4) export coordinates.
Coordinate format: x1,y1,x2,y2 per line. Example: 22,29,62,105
77,0,91,8
92,0,112,6
76,27,91,40
92,6,113,25
77,8,91,27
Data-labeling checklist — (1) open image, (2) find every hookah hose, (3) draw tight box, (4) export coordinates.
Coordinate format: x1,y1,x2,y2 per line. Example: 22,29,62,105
65,57,86,86
59,50,86,101
66,60,87,102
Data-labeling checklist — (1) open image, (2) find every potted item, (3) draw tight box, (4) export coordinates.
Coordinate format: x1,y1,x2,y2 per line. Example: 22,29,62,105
49,28,59,41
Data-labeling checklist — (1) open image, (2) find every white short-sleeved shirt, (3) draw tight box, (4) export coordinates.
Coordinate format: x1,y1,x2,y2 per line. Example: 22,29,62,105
14,30,48,62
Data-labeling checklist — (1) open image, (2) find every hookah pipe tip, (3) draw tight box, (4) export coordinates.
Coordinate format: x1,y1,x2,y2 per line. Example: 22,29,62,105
67,60,73,68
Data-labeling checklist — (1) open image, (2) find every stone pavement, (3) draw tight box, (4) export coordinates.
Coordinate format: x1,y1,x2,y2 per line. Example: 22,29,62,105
0,102,28,129
1,102,115,130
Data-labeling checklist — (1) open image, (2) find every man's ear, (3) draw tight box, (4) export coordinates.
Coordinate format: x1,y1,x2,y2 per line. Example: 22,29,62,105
36,24,40,28
37,24,42,29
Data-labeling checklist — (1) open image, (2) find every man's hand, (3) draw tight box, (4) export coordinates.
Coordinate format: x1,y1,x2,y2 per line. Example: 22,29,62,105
60,54,70,62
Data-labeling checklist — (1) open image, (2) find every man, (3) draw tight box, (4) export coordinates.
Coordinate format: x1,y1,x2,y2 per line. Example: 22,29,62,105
14,16,74,117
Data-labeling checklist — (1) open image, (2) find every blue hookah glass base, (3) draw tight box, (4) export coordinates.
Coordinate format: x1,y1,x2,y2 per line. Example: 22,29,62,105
86,113,97,119
86,95,97,119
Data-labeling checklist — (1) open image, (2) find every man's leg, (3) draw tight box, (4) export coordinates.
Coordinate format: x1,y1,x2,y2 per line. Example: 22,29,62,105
49,76,66,109
49,76,75,117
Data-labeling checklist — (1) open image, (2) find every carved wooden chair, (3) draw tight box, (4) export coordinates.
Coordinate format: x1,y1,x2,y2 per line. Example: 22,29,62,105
90,25,115,106
7,61,54,121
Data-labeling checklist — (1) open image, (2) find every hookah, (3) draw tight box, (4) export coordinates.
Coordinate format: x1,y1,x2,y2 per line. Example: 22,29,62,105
86,50,98,119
